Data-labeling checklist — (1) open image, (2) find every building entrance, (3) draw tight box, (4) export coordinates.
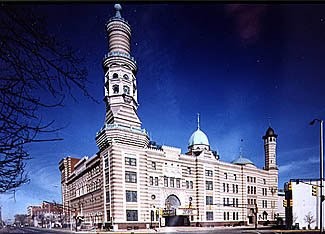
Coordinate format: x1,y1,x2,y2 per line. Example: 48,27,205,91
163,195,191,227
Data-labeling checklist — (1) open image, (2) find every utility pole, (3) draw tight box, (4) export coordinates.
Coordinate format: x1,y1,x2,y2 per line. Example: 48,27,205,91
310,119,324,233
255,203,258,230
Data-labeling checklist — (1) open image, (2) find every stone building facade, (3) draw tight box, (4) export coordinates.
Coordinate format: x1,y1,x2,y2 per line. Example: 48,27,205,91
59,4,279,230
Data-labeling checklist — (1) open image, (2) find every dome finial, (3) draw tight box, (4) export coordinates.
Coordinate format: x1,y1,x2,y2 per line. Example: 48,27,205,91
197,113,200,130
239,139,243,158
114,4,122,18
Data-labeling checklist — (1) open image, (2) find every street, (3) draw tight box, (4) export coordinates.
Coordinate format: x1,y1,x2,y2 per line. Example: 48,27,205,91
0,226,322,234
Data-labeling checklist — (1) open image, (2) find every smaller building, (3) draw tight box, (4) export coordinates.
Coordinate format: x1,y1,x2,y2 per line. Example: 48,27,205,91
27,201,63,228
284,179,324,230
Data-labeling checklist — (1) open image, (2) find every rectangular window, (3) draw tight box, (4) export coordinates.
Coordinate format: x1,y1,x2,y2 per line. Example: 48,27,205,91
190,181,193,189
104,158,109,168
125,171,137,183
107,210,111,221
247,176,249,182
164,177,168,187
206,181,213,190
206,211,213,221
155,177,159,186
224,172,228,179
126,210,138,221
236,212,239,220
232,198,235,207
106,191,110,203
223,212,226,220
150,176,153,186
188,167,192,174
236,185,238,193
170,178,175,187
105,171,109,185
263,179,266,184
126,190,137,202
265,188,267,196
125,157,136,166
227,197,229,205
234,174,237,180
236,198,238,207
227,183,229,192
186,180,189,189
233,212,236,220
232,184,235,193
152,161,156,170
206,196,213,205
223,183,225,192
205,170,213,177
223,197,226,206
247,186,250,194
176,178,180,188
227,212,229,220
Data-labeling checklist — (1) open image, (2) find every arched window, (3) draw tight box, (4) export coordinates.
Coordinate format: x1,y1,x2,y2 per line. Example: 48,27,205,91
123,74,129,80
113,85,119,94
113,73,118,79
123,85,130,95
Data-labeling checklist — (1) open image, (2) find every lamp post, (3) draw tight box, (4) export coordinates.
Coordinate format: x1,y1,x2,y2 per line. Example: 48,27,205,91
310,119,324,233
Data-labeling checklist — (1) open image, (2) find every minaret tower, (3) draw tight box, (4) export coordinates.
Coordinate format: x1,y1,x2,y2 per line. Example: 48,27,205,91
263,127,278,170
102,4,141,128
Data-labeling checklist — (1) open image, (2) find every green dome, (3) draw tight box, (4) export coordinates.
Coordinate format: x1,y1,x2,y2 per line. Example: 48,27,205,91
188,129,210,147
232,156,254,166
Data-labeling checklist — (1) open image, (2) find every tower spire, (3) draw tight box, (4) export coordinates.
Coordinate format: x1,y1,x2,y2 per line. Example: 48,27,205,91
114,4,122,18
239,139,243,158
197,113,200,129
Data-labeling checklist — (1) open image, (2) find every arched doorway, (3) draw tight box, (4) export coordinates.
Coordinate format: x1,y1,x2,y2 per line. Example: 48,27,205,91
163,195,190,227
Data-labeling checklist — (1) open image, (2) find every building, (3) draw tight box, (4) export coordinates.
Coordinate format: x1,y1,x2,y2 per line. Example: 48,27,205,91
27,201,63,228
59,4,279,230
284,179,324,230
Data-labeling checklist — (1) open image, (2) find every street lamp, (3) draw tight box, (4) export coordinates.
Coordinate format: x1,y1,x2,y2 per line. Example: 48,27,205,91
310,118,324,233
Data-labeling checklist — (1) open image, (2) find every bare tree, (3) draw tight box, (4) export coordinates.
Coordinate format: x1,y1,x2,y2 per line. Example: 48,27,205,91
0,5,94,193
304,212,316,229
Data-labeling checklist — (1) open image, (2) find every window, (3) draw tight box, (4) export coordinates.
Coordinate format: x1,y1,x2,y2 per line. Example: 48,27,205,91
123,85,130,95
223,197,226,205
150,176,153,186
126,190,137,202
170,178,175,187
247,176,249,182
227,183,229,192
236,185,238,193
236,198,238,207
206,196,213,205
205,170,213,177
186,166,191,174
206,212,213,220
113,84,119,94
176,178,180,188
234,174,237,180
152,161,156,170
224,172,228,179
106,191,110,203
113,73,118,79
164,177,168,187
263,179,266,184
155,177,159,186
104,158,109,168
190,181,193,189
126,210,138,221
232,198,235,207
186,180,189,189
233,212,236,220
223,212,226,220
227,212,230,220
232,184,235,193
227,197,229,205
206,181,213,190
123,74,129,80
223,183,225,192
248,186,250,194
105,171,109,184
125,171,137,183
254,186,256,194
236,212,239,220
254,177,256,183
125,157,136,166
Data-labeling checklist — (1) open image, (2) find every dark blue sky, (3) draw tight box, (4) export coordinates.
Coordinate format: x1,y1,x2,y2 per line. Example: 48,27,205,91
2,3,325,219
